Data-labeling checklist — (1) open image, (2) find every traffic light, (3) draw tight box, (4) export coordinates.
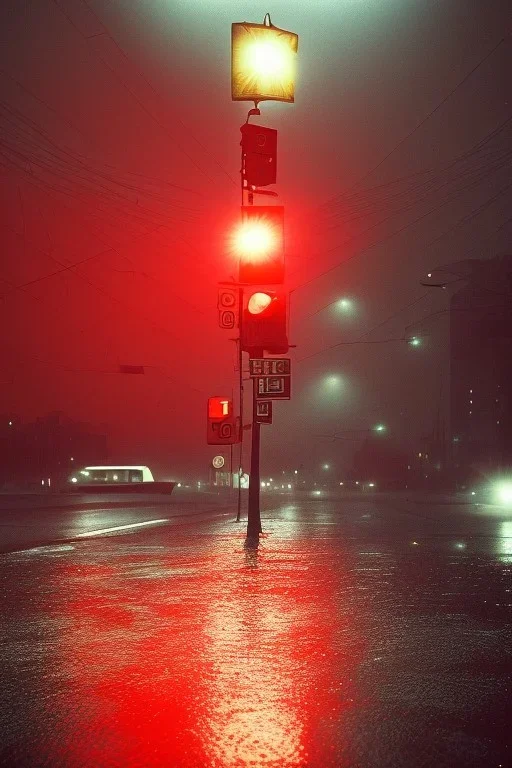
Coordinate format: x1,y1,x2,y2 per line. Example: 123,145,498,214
241,123,277,187
234,206,284,285
241,291,288,356
207,397,238,445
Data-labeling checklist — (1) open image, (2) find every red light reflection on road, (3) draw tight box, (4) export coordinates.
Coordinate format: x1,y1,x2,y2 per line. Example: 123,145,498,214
42,531,363,767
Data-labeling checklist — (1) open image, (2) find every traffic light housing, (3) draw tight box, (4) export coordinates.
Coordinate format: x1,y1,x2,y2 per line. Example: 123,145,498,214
207,397,238,445
241,123,277,187
235,205,284,284
241,291,288,356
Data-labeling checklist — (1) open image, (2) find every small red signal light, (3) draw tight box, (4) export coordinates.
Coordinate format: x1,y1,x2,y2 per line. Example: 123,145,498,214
208,397,232,420
207,397,238,445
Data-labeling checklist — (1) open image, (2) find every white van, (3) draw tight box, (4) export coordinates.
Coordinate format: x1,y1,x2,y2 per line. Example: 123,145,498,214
70,466,154,484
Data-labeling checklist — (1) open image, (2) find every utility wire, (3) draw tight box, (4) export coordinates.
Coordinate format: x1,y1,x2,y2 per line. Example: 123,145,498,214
291,163,512,298
296,293,431,363
304,180,512,320
320,35,508,210
321,116,512,224
79,0,238,189
51,0,229,189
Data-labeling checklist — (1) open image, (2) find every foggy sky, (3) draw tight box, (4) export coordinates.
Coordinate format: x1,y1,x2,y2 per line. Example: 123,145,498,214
1,0,511,479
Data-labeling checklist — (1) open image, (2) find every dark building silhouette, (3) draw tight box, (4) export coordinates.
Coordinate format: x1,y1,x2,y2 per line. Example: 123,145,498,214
0,411,108,488
449,255,512,483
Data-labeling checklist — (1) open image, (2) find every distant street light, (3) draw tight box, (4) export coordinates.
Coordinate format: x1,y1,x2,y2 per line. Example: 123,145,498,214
336,298,355,314
407,336,422,347
323,374,343,390
373,423,387,433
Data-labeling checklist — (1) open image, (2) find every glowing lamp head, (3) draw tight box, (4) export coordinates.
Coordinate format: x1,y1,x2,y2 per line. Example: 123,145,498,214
247,40,290,78
231,21,298,103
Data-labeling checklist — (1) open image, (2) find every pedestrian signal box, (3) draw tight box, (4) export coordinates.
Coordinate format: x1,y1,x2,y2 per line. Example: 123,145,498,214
207,397,238,445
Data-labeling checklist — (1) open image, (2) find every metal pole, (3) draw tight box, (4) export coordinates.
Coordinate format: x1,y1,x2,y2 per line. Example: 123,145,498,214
247,377,262,540
236,291,244,522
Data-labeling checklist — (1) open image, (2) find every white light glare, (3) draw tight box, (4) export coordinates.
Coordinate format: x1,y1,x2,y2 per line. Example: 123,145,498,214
248,41,289,78
496,482,512,505
336,298,354,313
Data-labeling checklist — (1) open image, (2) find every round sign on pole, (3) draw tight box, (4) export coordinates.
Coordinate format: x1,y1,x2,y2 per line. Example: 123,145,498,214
212,455,225,469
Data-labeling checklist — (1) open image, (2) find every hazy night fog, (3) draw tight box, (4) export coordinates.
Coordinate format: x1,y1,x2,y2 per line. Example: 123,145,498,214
1,0,511,482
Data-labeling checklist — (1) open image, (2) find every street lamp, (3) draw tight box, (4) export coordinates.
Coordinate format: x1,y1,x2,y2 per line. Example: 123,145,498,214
407,336,422,347
373,423,387,433
336,298,354,313
231,15,299,104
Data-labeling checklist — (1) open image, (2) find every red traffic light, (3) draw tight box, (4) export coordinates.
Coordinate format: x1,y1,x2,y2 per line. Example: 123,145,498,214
234,206,284,285
207,397,238,445
241,291,288,356
208,397,232,420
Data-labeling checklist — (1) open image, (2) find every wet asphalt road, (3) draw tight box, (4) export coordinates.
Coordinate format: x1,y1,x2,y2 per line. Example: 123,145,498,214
0,490,511,768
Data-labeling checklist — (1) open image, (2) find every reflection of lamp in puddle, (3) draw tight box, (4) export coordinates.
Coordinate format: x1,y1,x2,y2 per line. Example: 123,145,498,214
498,521,512,562
202,599,303,764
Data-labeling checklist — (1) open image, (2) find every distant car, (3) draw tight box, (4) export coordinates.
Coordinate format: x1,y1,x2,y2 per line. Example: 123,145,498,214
68,465,174,495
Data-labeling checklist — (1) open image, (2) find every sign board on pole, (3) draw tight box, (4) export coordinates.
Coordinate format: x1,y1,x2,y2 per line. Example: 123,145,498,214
255,400,273,424
255,376,291,400
249,358,291,377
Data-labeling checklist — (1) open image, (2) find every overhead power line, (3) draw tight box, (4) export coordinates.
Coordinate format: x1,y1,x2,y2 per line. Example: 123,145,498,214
291,164,512,298
320,35,508,210
52,0,236,189
303,178,512,320
296,293,431,363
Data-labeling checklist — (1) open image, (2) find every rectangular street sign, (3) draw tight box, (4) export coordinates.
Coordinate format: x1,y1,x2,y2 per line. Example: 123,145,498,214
255,375,291,400
255,400,273,424
249,358,291,377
